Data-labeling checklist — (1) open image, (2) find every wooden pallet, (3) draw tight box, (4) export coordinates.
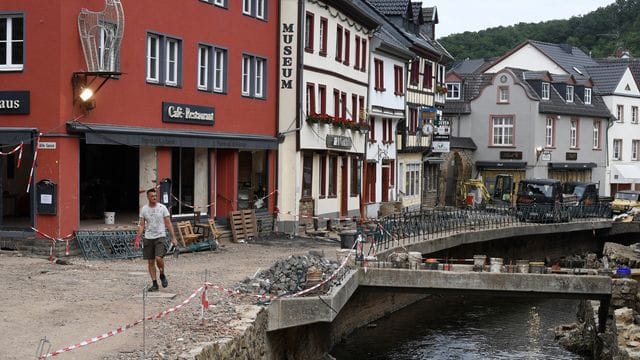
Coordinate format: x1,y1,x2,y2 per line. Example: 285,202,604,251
229,209,258,243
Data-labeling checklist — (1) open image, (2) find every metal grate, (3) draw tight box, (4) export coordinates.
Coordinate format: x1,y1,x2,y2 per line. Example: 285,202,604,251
78,0,125,72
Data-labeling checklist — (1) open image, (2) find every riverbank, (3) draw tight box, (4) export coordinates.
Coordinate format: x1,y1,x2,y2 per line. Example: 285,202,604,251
0,235,338,360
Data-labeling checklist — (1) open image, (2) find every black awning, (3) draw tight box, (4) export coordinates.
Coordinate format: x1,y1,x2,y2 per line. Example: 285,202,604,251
67,122,277,150
475,161,527,169
0,128,37,144
548,162,597,170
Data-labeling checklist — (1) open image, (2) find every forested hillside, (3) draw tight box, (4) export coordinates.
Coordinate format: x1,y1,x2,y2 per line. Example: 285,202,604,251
439,0,640,61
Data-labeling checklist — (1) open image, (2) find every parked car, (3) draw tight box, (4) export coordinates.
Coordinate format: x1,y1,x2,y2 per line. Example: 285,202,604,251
611,190,640,214
515,179,571,222
562,182,609,217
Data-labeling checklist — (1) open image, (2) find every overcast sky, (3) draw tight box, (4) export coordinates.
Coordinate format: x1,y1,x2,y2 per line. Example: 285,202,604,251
436,0,617,38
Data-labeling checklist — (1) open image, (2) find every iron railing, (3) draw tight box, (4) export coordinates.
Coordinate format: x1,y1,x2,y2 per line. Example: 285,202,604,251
367,202,613,256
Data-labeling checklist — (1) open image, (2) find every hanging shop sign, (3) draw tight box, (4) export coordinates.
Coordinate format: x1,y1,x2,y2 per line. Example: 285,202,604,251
0,91,30,115
162,102,215,125
326,135,352,150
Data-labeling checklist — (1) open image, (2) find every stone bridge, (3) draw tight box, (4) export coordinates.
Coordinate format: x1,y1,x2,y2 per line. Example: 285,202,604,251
268,220,640,335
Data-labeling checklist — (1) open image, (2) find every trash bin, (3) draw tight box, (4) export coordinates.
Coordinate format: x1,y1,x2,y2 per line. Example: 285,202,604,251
340,230,358,249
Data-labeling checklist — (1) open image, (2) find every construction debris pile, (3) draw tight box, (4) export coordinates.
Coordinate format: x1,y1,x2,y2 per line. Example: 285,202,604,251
238,252,347,297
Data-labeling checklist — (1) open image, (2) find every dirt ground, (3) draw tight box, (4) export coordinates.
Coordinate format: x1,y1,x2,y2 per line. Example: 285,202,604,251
0,235,339,360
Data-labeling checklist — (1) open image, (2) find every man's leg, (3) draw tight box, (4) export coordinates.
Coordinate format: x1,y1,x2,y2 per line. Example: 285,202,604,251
156,256,168,288
147,259,157,280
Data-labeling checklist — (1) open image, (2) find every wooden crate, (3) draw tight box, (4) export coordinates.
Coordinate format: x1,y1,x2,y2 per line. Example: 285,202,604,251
229,209,258,243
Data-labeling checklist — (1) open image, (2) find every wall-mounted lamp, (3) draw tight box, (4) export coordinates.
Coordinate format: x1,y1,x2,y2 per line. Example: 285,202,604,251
72,71,121,111
535,146,544,161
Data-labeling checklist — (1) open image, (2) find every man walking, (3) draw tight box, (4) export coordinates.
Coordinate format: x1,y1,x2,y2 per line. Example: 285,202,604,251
135,188,178,292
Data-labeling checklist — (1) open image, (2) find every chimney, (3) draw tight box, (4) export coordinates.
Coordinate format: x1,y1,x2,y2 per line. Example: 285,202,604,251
559,43,573,54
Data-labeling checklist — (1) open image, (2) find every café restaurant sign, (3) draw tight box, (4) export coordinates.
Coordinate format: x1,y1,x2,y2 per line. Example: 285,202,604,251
162,102,215,125
0,91,30,115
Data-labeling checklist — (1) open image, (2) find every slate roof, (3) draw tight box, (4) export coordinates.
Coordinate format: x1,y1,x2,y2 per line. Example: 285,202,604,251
352,0,414,59
528,40,598,77
595,58,640,89
422,7,436,22
444,68,613,119
449,58,493,74
366,0,452,60
450,137,477,150
584,63,629,94
366,0,409,16
443,73,493,114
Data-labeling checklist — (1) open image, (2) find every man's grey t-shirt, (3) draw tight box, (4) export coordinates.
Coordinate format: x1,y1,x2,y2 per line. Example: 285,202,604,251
139,203,170,239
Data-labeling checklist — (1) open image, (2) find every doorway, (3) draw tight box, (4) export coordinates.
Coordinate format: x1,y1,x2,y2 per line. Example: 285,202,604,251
171,148,195,214
1,142,34,229
79,142,138,221
340,156,348,216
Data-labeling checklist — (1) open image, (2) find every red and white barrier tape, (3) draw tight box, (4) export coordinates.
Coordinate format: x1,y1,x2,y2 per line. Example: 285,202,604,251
0,142,23,163
26,134,40,193
285,238,357,298
171,194,216,210
40,285,204,358
31,227,75,260
276,210,369,223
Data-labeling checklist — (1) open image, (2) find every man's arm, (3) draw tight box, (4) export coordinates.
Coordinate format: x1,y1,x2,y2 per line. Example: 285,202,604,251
164,216,178,245
134,217,144,249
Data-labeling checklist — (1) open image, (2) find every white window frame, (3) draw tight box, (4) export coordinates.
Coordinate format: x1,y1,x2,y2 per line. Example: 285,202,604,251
214,0,226,6
165,38,179,86
256,0,266,19
570,119,578,148
633,140,639,161
617,104,624,122
613,139,622,161
541,82,550,100
446,83,460,99
566,85,574,103
545,117,554,147
243,0,252,15
632,106,638,124
405,163,420,197
0,15,24,71
498,87,509,103
593,120,600,149
491,116,514,146
241,55,251,96
241,54,267,99
146,34,160,83
255,58,265,98
197,45,210,90
584,88,592,105
213,48,226,92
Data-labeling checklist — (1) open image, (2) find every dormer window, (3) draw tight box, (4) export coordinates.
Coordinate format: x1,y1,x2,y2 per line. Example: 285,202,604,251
446,83,460,99
541,82,550,100
584,88,592,105
566,85,574,103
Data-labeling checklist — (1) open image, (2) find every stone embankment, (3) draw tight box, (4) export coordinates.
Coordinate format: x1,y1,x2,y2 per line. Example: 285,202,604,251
555,242,640,359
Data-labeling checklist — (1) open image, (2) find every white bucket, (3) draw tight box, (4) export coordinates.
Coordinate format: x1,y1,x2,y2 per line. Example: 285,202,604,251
490,257,503,273
104,212,115,225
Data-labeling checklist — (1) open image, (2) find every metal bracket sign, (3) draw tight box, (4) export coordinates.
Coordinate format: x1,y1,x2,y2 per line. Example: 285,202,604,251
326,135,352,149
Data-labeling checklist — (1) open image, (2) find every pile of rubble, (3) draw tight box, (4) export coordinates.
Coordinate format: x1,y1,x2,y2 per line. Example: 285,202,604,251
237,251,349,297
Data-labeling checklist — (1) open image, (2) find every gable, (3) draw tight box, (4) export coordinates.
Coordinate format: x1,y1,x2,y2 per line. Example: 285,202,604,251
615,68,640,95
484,44,568,75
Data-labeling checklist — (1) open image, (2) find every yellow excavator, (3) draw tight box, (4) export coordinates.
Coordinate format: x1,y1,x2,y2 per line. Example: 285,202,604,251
458,174,514,208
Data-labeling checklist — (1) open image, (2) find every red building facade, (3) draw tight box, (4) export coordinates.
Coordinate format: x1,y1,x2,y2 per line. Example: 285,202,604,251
0,0,278,238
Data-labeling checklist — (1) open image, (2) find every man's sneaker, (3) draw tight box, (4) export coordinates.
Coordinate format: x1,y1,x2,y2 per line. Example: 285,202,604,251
147,284,159,292
160,274,168,288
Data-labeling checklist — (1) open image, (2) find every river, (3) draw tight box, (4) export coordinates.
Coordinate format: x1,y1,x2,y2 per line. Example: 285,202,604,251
330,295,588,359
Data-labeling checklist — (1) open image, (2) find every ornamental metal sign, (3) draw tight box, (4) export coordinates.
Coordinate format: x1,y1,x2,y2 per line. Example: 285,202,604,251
0,91,30,115
326,135,352,149
162,102,215,125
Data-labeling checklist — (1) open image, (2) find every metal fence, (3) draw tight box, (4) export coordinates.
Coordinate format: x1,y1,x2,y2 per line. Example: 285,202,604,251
367,202,613,256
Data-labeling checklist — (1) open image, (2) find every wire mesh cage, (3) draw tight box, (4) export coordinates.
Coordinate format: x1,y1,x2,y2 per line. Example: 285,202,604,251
78,0,124,72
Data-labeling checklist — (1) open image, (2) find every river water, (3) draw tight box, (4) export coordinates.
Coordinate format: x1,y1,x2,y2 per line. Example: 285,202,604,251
331,295,588,360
